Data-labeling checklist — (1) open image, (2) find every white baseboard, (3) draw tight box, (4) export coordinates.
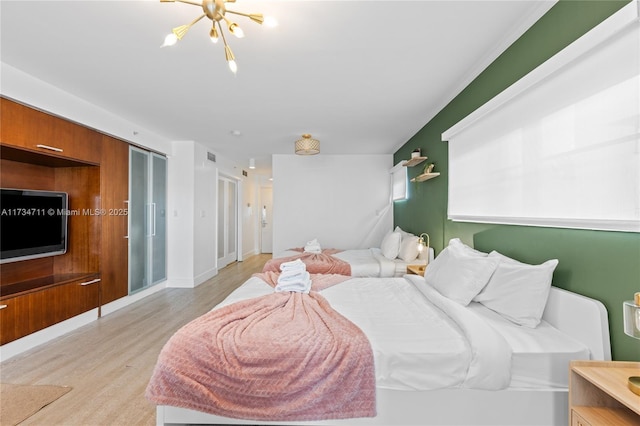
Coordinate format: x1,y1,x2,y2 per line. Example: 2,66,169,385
0,309,99,362
0,281,169,362
169,268,218,288
100,281,168,317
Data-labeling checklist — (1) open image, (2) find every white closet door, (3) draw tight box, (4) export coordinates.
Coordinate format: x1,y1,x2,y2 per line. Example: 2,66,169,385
217,176,238,268
129,147,167,294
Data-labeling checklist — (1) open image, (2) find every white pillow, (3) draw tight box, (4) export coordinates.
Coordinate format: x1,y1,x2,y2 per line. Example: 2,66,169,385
398,235,419,262
394,226,413,242
380,231,402,260
424,245,500,305
474,251,559,328
448,238,488,257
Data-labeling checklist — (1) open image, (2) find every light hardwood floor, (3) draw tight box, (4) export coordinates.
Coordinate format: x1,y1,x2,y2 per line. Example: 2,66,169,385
0,254,271,426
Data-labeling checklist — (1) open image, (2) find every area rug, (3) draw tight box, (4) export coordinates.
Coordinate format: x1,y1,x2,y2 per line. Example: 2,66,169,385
0,383,72,425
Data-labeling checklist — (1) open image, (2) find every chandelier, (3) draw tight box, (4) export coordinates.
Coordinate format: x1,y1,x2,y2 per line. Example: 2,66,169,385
295,134,320,155
160,0,277,73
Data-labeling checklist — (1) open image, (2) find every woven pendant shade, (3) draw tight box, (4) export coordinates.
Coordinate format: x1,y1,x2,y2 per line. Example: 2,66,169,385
295,134,320,155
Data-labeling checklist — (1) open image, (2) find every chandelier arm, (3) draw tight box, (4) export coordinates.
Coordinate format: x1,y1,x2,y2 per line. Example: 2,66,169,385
225,10,249,18
188,13,207,26
217,20,230,46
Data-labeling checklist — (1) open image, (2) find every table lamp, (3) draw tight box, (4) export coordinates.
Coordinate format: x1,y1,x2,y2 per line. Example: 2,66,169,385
623,292,640,396
417,233,430,264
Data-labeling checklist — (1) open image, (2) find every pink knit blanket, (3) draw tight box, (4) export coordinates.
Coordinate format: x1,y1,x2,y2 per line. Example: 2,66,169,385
145,288,376,421
263,249,351,276
254,271,350,291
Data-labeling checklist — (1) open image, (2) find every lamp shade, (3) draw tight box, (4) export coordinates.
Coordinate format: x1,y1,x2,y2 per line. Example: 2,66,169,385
295,134,320,155
623,292,640,339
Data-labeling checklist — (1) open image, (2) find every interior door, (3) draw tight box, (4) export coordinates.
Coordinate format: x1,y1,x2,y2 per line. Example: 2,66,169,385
217,176,238,268
260,186,273,254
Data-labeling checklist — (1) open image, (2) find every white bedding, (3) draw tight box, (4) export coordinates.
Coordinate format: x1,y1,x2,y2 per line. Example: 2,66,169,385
215,273,587,392
466,301,590,388
273,248,425,278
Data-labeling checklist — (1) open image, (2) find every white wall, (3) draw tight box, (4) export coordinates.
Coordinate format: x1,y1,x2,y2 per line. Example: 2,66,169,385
193,143,217,283
272,154,393,254
166,141,196,287
0,63,171,154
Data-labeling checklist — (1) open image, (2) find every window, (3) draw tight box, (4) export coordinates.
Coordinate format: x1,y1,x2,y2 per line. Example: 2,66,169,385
390,162,408,201
442,3,639,233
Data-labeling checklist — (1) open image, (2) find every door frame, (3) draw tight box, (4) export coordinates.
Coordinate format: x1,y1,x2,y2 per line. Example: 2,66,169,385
217,173,241,268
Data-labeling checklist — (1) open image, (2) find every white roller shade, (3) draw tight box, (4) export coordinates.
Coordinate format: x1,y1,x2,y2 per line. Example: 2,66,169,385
390,162,408,201
443,2,640,233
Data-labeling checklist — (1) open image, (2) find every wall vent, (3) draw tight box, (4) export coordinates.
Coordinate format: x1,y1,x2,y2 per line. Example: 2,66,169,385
207,152,216,162
242,170,248,177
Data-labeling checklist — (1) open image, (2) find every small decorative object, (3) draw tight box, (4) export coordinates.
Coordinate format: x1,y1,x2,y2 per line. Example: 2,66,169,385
623,292,640,395
424,163,435,174
411,148,421,159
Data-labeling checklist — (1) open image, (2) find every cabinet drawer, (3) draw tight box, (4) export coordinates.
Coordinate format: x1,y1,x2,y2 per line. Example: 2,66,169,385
572,406,640,426
571,410,591,426
0,276,100,345
1,98,101,164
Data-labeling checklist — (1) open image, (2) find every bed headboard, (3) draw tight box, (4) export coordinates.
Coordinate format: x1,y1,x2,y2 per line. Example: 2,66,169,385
542,287,611,361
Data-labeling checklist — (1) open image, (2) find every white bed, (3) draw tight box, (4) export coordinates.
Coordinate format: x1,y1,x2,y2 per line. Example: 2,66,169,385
273,247,429,278
152,273,610,426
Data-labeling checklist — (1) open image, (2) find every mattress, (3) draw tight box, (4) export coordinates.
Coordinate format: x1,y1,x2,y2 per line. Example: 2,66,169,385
217,274,588,391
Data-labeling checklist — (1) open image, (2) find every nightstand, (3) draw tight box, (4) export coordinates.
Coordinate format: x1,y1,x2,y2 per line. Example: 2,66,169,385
569,360,640,425
406,264,426,276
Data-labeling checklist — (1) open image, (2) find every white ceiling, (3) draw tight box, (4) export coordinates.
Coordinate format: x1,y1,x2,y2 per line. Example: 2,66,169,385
1,1,553,175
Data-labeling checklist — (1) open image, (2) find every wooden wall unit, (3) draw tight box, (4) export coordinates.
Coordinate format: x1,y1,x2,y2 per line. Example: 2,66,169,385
0,97,131,345
100,135,129,305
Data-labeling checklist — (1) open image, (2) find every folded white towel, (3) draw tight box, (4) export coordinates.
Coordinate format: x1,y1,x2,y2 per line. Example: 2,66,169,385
304,238,322,254
275,271,311,293
280,258,307,272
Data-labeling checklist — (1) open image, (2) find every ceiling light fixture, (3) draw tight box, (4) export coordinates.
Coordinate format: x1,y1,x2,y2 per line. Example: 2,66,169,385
249,158,255,169
160,0,277,74
295,134,320,155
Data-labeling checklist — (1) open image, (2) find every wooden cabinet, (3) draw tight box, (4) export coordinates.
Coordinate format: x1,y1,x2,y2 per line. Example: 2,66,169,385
1,98,101,164
569,360,640,426
0,97,131,345
0,273,100,345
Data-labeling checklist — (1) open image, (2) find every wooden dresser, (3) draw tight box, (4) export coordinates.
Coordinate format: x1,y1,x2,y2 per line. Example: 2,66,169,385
569,360,640,425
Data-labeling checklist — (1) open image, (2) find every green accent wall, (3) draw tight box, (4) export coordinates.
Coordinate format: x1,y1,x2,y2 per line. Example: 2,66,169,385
394,0,639,361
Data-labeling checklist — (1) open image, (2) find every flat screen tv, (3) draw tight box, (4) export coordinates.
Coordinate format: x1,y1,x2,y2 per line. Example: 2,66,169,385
1,188,68,264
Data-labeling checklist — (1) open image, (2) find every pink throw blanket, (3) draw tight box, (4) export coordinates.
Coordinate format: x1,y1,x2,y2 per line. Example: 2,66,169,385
145,282,376,421
254,271,350,291
263,249,351,276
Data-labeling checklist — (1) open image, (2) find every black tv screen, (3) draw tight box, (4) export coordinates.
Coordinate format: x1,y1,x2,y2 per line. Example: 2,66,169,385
0,188,68,264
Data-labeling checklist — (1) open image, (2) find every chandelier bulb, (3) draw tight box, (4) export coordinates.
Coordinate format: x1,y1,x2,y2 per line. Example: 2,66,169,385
229,23,245,38
263,16,278,27
161,33,178,47
209,27,219,43
228,59,238,74
224,44,237,74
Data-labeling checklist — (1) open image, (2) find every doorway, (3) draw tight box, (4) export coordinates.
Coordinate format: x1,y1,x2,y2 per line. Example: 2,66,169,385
218,176,238,268
260,186,273,254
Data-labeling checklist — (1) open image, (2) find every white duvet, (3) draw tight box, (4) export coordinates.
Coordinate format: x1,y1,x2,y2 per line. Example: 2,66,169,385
216,274,512,391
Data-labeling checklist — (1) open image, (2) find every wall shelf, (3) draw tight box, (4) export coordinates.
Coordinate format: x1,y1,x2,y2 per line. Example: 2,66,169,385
411,172,440,182
403,156,427,167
